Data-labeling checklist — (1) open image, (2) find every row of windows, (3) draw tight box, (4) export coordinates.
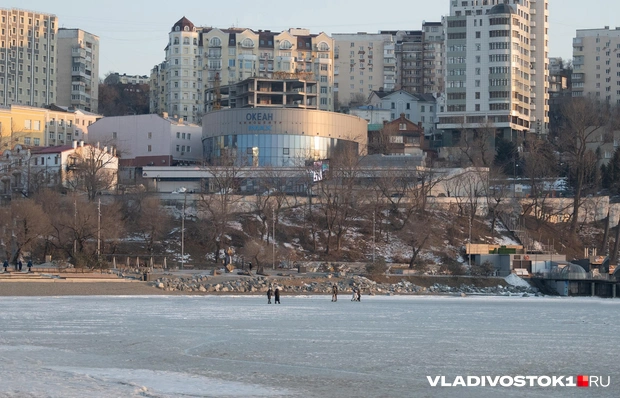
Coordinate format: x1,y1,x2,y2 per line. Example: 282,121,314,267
175,132,192,140
0,15,55,28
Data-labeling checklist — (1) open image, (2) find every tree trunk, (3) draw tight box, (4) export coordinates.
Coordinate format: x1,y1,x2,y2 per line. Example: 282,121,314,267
601,211,610,255
611,216,620,265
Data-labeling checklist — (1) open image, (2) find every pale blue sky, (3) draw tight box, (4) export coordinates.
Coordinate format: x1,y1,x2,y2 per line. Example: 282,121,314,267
9,0,616,79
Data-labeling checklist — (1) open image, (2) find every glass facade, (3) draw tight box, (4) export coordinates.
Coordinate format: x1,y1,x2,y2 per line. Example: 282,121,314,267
203,134,358,167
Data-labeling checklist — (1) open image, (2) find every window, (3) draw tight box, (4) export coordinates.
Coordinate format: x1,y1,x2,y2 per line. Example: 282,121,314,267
283,148,290,155
147,145,152,152
176,145,180,152
148,132,152,139
176,132,180,138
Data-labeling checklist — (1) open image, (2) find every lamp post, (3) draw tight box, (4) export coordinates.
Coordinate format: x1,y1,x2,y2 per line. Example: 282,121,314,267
180,187,187,270
372,211,376,263
97,198,101,261
272,207,276,270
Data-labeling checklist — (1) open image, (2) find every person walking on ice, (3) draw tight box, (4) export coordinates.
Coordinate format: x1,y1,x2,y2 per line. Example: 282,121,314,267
267,286,273,304
274,287,281,304
332,284,338,302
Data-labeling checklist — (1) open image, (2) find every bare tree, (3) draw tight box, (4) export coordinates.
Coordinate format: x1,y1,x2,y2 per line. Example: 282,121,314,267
556,97,616,234
0,199,50,264
196,152,245,262
124,195,172,254
522,136,559,230
64,144,118,201
317,145,362,254
458,120,497,167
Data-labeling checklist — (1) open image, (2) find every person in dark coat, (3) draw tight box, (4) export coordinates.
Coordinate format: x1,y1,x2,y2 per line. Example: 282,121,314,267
267,286,273,304
2,259,7,272
331,284,338,302
27,260,33,273
17,259,22,271
274,287,281,304
357,287,361,302
248,262,253,273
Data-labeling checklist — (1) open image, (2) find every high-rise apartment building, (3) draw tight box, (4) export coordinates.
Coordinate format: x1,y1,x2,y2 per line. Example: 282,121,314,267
56,28,99,112
150,17,335,124
572,27,620,105
333,23,444,109
333,33,394,108
0,8,58,108
437,0,549,139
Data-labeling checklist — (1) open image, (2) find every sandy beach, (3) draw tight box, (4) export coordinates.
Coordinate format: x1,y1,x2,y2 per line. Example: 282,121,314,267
0,281,170,296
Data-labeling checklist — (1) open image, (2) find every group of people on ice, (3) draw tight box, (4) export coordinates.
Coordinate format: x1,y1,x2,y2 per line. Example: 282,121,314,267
267,284,362,304
331,284,361,302
266,286,280,304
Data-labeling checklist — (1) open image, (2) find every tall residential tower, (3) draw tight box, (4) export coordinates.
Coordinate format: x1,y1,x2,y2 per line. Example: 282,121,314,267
0,8,58,108
56,28,99,112
437,0,549,139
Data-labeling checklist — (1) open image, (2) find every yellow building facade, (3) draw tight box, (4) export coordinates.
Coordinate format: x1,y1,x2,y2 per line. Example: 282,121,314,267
0,105,100,149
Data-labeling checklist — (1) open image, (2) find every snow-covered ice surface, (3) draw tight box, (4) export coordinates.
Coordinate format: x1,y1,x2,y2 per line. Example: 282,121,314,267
0,295,618,398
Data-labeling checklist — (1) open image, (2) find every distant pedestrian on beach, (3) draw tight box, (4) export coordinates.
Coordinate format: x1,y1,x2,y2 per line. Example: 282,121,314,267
249,262,253,273
357,288,361,302
274,287,281,304
267,286,273,304
27,260,33,273
332,284,338,302
2,259,7,272
351,288,357,301
18,259,23,272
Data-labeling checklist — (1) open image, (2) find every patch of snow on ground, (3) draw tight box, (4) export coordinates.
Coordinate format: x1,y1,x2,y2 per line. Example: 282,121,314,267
495,235,520,246
229,221,243,231
505,273,531,288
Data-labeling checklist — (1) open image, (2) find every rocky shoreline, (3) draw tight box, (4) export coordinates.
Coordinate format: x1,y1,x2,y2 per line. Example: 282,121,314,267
152,274,543,297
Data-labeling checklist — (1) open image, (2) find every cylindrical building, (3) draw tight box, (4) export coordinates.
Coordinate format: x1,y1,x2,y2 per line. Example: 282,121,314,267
202,108,367,167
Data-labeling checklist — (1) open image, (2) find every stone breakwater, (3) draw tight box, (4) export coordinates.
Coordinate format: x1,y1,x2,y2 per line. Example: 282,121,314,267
152,275,542,297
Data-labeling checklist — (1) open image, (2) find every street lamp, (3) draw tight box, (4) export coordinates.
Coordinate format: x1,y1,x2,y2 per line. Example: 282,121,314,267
179,187,187,270
372,211,376,263
272,207,276,270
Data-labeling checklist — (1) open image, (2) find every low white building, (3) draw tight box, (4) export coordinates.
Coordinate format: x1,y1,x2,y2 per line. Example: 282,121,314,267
87,114,203,184
30,141,118,197
367,90,437,135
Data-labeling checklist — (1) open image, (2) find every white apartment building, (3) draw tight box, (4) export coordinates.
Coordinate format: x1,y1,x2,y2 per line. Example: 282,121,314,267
31,141,118,194
333,33,394,108
572,27,620,105
150,17,335,124
87,113,203,171
438,0,549,140
56,29,99,112
0,8,58,108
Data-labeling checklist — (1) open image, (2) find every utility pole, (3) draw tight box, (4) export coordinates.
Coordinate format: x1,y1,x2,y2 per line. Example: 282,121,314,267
272,207,276,270
372,211,376,263
73,198,77,255
97,198,101,260
181,189,187,270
